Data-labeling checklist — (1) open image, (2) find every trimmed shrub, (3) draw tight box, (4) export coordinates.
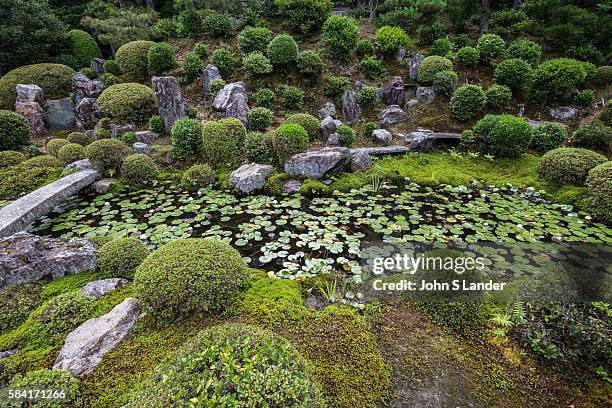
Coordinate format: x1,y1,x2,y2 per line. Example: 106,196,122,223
148,115,165,134
476,33,505,61
181,52,203,83
0,155,63,199
417,56,453,85
23,155,62,169
201,118,246,169
255,87,276,107
125,324,322,407
121,131,137,145
97,83,157,124
267,34,299,66
171,118,203,159
0,110,30,150
576,89,594,107
416,22,446,45
470,114,532,158
356,39,374,57
98,237,149,278
243,52,273,78
297,51,325,81
592,66,612,87
531,58,587,103
336,124,356,147
67,131,92,146
147,42,175,74
539,148,607,185
245,131,276,164
450,85,485,121
122,154,158,186
432,70,458,97
282,86,304,109
238,26,273,55
179,10,203,36
493,58,533,91
210,48,237,78
40,292,96,334
248,107,273,131
276,0,332,34
507,39,541,66
357,86,379,107
323,15,359,59
430,38,451,57
115,40,156,79
57,143,85,165
180,164,217,191
193,43,208,60
67,29,101,68
530,122,567,154
571,124,611,150
101,73,118,87
46,138,70,157
154,18,180,39
0,150,26,169
5,369,80,407
0,283,41,333
285,113,319,140
209,79,226,99
202,11,232,37
484,84,512,111
134,238,248,320
325,76,351,98
273,123,309,164
103,60,120,75
85,139,130,171
586,162,612,219
457,46,479,66
375,25,410,56
79,67,97,79
0,63,75,109
360,56,384,80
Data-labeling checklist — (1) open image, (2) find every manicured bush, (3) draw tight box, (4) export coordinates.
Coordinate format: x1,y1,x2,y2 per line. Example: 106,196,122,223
416,22,446,45
125,324,322,407
430,38,451,57
85,139,130,171
363,122,377,138
115,40,156,79
592,66,612,87
149,115,165,134
470,114,532,158
450,85,485,121
193,43,208,60
98,237,149,278
285,113,319,140
46,138,70,157
210,48,237,78
23,155,62,169
336,124,356,147
457,46,479,66
360,56,384,80
154,18,180,39
97,83,157,124
0,63,75,109
323,15,359,59
181,52,203,83
245,131,276,164
476,33,505,61
121,131,137,145
5,369,80,407
248,107,273,131
267,34,299,66
180,164,217,191
417,56,453,85
40,292,96,334
586,162,612,219
67,29,102,68
243,52,273,78
297,51,325,81
282,86,305,109
432,70,458,97
79,67,97,79
357,86,379,107
493,58,533,90
179,10,203,36
276,0,332,34
0,110,30,150
576,89,594,107
67,131,92,146
255,87,276,107
201,118,246,169
356,39,374,57
531,58,587,103
539,148,607,185
122,153,158,186
134,238,248,320
273,123,309,164
325,76,351,98
375,25,410,56
0,283,41,333
171,117,203,160
101,73,118,87
147,42,176,74
484,84,512,111
238,26,273,55
530,122,568,154
202,11,232,37
209,79,226,99
571,124,611,150
507,39,541,66
57,143,85,165
103,60,120,75
0,150,26,169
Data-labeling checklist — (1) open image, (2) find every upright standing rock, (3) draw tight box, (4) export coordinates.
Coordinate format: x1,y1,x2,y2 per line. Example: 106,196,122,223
151,76,187,133
47,98,77,130
90,58,105,76
318,101,336,119
202,64,221,99
408,54,424,81
319,116,342,142
75,98,102,130
72,73,104,106
383,76,405,106
341,90,360,123
15,84,46,106
213,82,247,112
15,102,47,136
225,92,249,128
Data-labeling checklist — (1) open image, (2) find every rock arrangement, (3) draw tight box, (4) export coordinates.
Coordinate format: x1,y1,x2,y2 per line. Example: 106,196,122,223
151,76,187,133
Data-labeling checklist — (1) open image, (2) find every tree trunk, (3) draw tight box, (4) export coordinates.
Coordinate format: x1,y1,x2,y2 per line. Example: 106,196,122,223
480,0,490,34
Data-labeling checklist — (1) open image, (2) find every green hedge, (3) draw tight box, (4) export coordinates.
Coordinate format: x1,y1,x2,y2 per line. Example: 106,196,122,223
201,118,246,169
470,114,532,158
97,83,157,124
85,139,130,171
417,56,453,85
115,40,156,79
273,123,309,164
121,154,158,186
0,63,75,109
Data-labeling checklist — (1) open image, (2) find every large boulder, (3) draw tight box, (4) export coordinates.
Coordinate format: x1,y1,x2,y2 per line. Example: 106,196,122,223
72,73,104,106
229,163,273,193
341,90,360,123
47,98,77,130
372,129,392,146
408,54,425,81
15,84,46,106
151,76,187,133
75,97,102,130
53,298,139,377
549,107,580,121
350,151,372,172
135,130,160,144
202,64,221,99
284,147,352,179
79,278,129,298
318,101,336,119
383,76,405,106
0,232,96,290
406,130,436,152
213,82,247,112
15,102,47,136
132,142,150,155
416,86,435,103
379,105,406,129
225,92,249,128
319,116,342,142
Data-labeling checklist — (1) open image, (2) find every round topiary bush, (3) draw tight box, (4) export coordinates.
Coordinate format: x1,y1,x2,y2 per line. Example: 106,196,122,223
470,114,532,158
98,237,149,279
201,118,246,169
23,155,63,169
276,0,332,34
356,39,374,57
209,48,236,78
255,87,276,108
417,56,454,85
181,51,203,83
360,56,384,80
134,238,248,320
180,164,217,191
457,46,479,66
101,73,118,87
484,84,512,111
531,58,588,103
530,122,568,154
248,107,273,132
297,50,325,81
115,40,156,79
506,39,541,66
122,154,158,186
46,138,70,157
267,34,299,67
571,124,611,150
450,85,485,121
67,29,102,69
0,110,30,150
285,113,319,140
476,33,505,61
97,83,157,124
4,369,80,408
40,292,96,334
244,131,276,164
237,26,273,55
57,143,86,165
243,52,273,78
432,70,458,97
103,60,120,75
202,11,232,37
148,115,165,134
0,63,75,109
273,123,309,164
325,76,351,98
592,66,612,87
430,38,452,57
282,86,305,109
586,162,612,219
375,25,410,57
67,131,92,146
539,148,608,185
323,15,359,59
357,86,379,107
85,139,130,171
493,58,533,90
337,124,356,147
0,151,26,169
126,324,322,408
147,42,176,74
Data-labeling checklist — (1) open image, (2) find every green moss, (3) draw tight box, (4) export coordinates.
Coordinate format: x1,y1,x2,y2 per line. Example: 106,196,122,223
0,283,43,334
299,179,330,196
40,272,104,301
265,172,294,195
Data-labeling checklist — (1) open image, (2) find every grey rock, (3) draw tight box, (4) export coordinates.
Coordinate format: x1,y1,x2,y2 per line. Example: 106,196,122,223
549,107,580,121
202,64,222,99
111,124,135,138
416,86,435,103
319,116,340,141
406,130,436,152
213,82,247,112
383,76,405,106
135,130,160,144
404,85,416,101
282,180,302,193
326,133,340,147
0,233,96,289
15,84,46,106
318,102,336,119
90,178,116,194
53,298,139,376
305,295,326,310
350,146,410,156
47,98,76,130
408,54,425,81
341,90,360,123
15,102,47,136
406,98,419,109
90,58,105,76
396,47,407,61
132,142,150,155
331,7,350,16
75,97,102,130
72,73,104,106
85,130,94,138
63,159,95,175
80,278,129,298
284,147,351,179
225,92,249,128
379,105,406,129
229,163,273,193
350,151,372,172
152,76,187,133
0,349,18,359
354,80,364,91
372,129,392,146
